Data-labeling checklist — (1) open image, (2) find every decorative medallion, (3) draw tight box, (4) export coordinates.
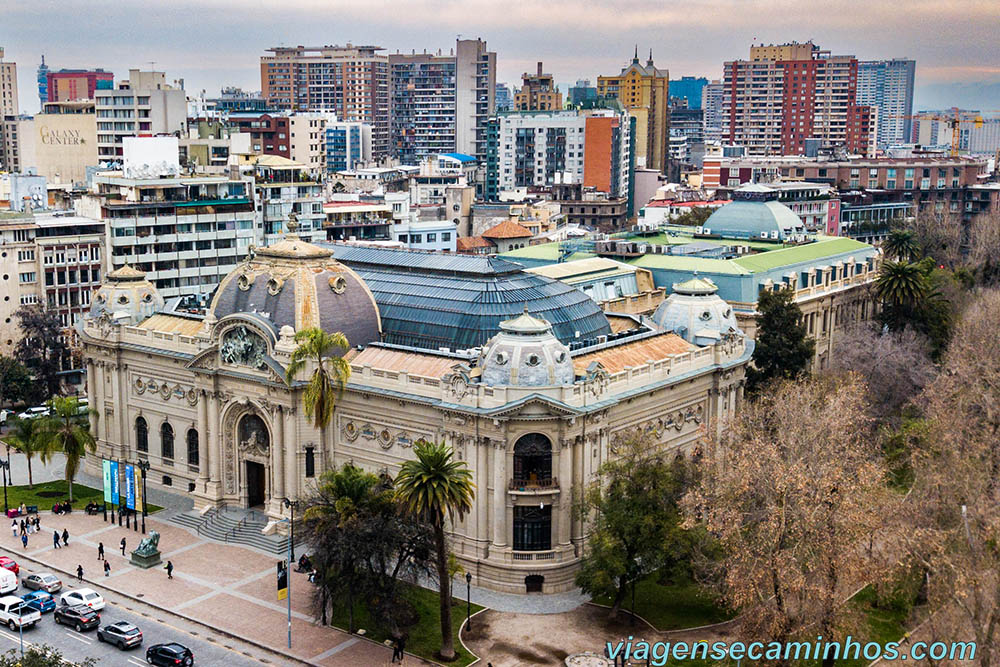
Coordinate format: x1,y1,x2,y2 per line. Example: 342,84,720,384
377,429,393,450
329,275,347,294
134,378,146,394
266,277,284,295
342,421,359,441
159,384,171,400
360,424,376,441
237,274,252,291
396,434,413,448
186,388,199,406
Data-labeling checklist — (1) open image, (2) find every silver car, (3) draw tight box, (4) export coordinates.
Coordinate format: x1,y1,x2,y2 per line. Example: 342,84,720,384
21,573,62,593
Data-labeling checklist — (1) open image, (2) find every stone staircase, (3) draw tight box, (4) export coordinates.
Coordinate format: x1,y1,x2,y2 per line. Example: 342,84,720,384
170,505,294,556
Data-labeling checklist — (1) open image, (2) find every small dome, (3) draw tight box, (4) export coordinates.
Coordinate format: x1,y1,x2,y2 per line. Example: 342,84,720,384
479,311,575,387
652,276,742,346
701,185,803,241
89,264,164,325
209,215,381,348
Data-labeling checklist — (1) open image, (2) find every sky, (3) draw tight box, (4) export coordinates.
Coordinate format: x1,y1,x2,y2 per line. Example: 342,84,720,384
3,0,999,114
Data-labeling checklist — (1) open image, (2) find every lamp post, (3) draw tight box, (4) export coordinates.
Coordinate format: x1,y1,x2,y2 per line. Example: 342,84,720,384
137,459,150,534
465,572,472,632
0,458,8,515
282,498,299,561
280,517,293,650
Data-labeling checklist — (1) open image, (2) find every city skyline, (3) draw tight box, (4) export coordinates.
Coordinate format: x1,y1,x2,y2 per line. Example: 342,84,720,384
2,0,998,114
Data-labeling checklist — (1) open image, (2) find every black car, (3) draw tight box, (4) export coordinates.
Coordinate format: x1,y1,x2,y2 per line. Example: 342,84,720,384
146,643,194,666
53,604,100,632
97,620,143,649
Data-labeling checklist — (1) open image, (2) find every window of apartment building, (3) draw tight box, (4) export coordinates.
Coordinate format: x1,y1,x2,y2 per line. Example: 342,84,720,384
19,294,38,306
13,230,32,243
19,272,36,284
410,234,423,243
397,235,408,243
904,169,914,189
441,232,451,242
17,250,34,262
921,177,930,190
886,168,896,189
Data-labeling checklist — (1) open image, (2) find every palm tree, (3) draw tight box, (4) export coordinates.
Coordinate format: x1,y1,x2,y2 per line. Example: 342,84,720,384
876,261,928,309
395,441,474,661
37,396,96,502
3,416,54,488
285,329,351,466
882,229,919,262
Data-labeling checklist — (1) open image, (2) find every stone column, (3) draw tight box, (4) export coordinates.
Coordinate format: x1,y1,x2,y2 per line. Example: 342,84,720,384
85,361,98,437
475,432,488,547
272,407,285,501
283,408,297,500
196,391,209,483
558,438,572,546
572,433,584,543
207,394,220,484
491,439,507,548
112,363,126,457
92,362,105,445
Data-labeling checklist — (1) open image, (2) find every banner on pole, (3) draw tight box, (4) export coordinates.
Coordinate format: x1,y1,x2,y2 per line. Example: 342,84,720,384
134,467,144,511
125,465,136,510
277,560,288,601
102,460,112,504
109,461,119,505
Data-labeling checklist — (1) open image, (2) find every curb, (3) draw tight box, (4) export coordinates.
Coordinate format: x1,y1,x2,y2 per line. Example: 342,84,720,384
457,607,490,667
584,601,740,636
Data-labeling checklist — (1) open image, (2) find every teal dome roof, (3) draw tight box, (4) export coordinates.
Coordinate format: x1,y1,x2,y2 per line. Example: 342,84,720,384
702,185,804,241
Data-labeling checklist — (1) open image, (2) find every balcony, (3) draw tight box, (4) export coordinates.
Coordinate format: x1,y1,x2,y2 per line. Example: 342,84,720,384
509,476,559,493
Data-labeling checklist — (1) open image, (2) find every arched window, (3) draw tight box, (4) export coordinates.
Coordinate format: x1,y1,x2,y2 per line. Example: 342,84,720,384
136,417,148,453
187,428,199,468
513,433,552,487
513,505,552,551
161,422,174,462
238,414,270,452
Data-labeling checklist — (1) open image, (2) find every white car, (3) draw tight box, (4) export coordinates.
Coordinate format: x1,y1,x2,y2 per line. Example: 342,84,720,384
59,588,105,611
16,406,49,420
0,409,11,425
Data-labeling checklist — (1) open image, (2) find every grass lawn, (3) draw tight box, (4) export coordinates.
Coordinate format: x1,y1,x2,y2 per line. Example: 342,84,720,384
327,581,484,666
2,480,163,514
593,571,734,631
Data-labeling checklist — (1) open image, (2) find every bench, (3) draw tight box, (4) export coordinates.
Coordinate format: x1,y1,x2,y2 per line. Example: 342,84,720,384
85,504,106,516
25,505,37,515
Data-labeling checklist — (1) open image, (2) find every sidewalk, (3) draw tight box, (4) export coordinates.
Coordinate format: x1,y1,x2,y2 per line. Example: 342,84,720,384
1,510,429,666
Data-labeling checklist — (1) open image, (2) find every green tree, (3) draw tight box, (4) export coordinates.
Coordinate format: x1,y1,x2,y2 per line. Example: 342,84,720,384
37,396,96,502
395,441,474,662
0,356,32,409
673,207,715,227
13,306,69,402
876,261,928,319
0,644,96,667
746,289,815,393
881,228,920,261
3,416,54,488
576,433,700,619
285,328,351,465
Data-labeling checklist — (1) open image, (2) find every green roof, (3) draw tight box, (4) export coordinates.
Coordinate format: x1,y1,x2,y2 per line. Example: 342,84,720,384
500,243,594,262
626,231,780,250
629,254,751,275
732,237,873,272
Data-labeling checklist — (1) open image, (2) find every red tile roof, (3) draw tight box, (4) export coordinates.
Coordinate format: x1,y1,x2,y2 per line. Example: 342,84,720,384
482,219,533,239
573,333,695,374
645,199,731,208
456,236,493,251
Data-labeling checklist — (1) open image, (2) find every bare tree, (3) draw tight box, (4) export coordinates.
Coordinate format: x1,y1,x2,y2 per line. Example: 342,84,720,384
685,376,900,666
907,210,963,269
966,211,1000,286
827,323,937,422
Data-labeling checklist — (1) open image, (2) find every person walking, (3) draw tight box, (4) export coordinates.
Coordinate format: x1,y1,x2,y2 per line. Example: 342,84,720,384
97,542,104,561
33,516,39,531
9,520,16,538
120,537,126,556
52,530,61,549
103,560,111,577
20,532,27,550
165,561,173,580
61,528,69,546
19,519,25,536
76,565,83,582
391,635,406,663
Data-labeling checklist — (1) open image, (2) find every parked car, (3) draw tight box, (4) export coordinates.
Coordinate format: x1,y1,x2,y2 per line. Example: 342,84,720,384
0,557,18,576
53,604,100,632
16,406,49,420
97,620,143,649
0,569,16,595
21,572,61,593
19,591,55,613
146,643,193,667
58,588,105,611
0,595,41,630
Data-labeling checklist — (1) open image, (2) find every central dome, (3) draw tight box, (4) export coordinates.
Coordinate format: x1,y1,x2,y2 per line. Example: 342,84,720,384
209,216,381,348
701,184,804,241
479,311,576,387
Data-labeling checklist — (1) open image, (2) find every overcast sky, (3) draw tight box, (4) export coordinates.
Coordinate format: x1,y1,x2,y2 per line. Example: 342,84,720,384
4,0,998,113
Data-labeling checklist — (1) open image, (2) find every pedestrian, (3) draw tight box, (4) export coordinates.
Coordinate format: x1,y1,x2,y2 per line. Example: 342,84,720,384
20,533,27,550
120,537,126,556
52,530,61,549
103,560,111,577
9,520,16,538
18,503,26,516
165,561,173,579
76,565,83,582
391,635,406,663
19,519,25,536
97,542,104,561
33,516,39,531
61,528,69,546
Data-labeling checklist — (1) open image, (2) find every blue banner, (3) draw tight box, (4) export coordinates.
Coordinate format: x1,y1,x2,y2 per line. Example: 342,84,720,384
125,465,135,510
102,460,112,504
109,461,120,505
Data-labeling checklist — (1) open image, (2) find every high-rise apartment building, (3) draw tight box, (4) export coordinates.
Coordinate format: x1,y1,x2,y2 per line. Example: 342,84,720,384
568,80,598,106
325,120,372,173
669,76,707,109
597,49,669,172
260,44,390,156
723,42,874,156
857,59,916,148
1,48,22,172
46,68,114,102
702,80,724,144
37,56,49,109
495,83,513,112
514,62,562,111
95,69,187,161
389,39,495,165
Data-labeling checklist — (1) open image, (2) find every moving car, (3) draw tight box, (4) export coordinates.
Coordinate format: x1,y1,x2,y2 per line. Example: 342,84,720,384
97,620,143,649
19,591,55,613
16,406,49,420
58,588,105,611
21,572,61,593
0,557,18,576
0,596,41,630
0,569,16,595
146,643,194,666
53,604,100,632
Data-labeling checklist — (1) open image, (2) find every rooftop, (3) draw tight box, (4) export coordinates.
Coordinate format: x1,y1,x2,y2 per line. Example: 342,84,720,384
482,219,534,239
572,333,694,374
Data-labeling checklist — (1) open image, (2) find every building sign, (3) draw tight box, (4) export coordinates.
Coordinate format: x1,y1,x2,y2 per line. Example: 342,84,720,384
39,126,85,145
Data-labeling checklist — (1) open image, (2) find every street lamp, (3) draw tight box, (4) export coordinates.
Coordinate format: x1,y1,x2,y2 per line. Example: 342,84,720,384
0,458,8,515
137,459,150,534
465,572,472,632
283,498,299,561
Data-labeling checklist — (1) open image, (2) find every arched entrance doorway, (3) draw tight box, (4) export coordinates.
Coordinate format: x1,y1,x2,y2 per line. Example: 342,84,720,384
238,413,270,508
